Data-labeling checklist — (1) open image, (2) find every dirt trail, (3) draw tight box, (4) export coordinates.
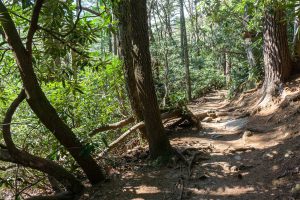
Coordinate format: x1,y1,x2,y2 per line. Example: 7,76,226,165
82,90,300,200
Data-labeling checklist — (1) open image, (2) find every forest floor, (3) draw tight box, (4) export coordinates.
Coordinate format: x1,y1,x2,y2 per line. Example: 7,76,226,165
81,83,300,199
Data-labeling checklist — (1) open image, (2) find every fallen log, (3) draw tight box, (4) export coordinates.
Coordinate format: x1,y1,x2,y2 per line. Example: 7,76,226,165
90,117,134,136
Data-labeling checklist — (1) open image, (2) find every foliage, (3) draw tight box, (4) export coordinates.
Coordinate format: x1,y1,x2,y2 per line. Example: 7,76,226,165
0,0,299,197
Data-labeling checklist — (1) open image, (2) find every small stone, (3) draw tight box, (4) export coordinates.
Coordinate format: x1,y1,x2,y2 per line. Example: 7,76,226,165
223,163,231,171
211,134,223,139
202,117,213,122
291,184,300,195
262,152,274,160
284,150,294,158
231,166,238,172
243,131,253,137
234,155,241,161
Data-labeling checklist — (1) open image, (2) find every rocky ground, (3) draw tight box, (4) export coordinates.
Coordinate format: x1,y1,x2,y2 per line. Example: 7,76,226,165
80,86,300,200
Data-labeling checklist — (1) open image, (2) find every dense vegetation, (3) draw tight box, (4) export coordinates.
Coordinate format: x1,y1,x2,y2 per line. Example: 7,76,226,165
0,0,299,199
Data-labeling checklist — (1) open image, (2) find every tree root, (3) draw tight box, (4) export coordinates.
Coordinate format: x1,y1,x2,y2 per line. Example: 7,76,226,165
26,192,77,200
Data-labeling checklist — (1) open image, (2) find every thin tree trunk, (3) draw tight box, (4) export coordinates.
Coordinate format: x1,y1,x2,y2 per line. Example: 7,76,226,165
225,52,231,84
243,5,256,68
162,48,170,108
179,0,192,101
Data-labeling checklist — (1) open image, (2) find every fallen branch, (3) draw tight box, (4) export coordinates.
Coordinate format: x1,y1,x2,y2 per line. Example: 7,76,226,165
91,110,183,137
99,122,145,156
90,117,134,136
99,109,201,156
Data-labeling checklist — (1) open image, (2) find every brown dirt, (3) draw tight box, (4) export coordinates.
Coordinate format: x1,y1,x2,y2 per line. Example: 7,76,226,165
83,86,300,200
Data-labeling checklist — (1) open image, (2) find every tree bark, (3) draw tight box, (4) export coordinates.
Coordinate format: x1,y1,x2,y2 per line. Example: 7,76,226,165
293,3,300,63
243,5,256,69
225,52,231,84
179,0,192,101
262,6,291,98
117,0,172,158
0,1,105,184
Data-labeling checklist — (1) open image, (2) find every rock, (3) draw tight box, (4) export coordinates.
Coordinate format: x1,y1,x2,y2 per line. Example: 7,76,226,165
262,151,277,160
231,165,239,172
242,131,253,145
234,155,241,161
284,150,294,158
291,184,300,197
202,117,213,122
223,163,231,171
243,131,253,137
211,134,223,139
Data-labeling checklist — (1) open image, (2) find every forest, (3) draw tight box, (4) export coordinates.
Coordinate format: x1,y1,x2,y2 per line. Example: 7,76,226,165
0,0,299,199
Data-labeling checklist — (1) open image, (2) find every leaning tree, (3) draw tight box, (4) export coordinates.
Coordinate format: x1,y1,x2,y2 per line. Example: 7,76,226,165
0,0,105,198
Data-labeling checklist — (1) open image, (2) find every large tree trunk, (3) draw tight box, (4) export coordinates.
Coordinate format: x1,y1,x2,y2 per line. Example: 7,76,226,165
179,0,192,101
262,6,291,99
117,0,172,158
0,1,105,185
116,0,147,140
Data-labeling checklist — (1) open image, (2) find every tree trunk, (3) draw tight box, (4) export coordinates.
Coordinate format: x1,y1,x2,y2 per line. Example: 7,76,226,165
0,1,105,185
262,6,291,97
162,48,170,108
225,52,231,84
243,5,256,68
116,0,147,140
293,3,300,63
117,0,172,158
179,0,192,101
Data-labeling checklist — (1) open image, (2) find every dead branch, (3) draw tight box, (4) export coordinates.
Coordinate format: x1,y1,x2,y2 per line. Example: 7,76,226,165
98,109,200,156
90,117,134,136
99,122,145,156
